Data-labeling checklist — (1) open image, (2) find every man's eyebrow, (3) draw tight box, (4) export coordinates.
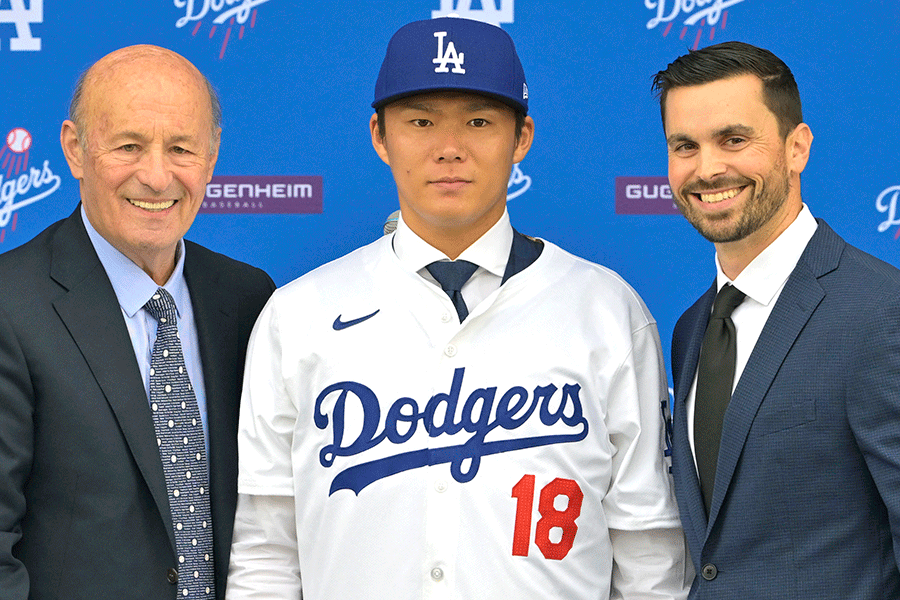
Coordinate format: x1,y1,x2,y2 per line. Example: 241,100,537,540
110,130,148,143
464,100,505,112
395,99,507,113
397,101,436,112
108,131,200,146
666,124,757,146
713,124,756,138
167,134,200,145
666,133,694,146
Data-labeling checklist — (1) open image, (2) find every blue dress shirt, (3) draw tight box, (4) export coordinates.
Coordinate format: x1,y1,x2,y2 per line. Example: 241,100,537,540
80,206,210,449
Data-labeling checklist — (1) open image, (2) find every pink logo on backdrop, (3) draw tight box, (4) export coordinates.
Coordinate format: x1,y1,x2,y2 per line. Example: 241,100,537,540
173,0,272,59
645,0,748,50
0,127,62,243
615,177,679,215
202,175,322,213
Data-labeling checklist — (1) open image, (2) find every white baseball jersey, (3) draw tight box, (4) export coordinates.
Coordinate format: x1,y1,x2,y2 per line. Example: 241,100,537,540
228,230,686,599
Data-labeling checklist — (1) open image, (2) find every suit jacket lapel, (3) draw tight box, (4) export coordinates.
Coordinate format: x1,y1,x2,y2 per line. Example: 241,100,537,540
706,221,840,529
49,209,174,549
672,282,716,552
183,246,240,592
183,249,239,488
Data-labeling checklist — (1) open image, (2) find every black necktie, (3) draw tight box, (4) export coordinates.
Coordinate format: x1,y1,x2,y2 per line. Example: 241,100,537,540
144,288,215,598
426,260,479,322
694,283,746,514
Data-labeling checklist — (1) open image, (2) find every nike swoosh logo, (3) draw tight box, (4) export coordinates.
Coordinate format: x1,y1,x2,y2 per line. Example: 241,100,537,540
333,309,381,330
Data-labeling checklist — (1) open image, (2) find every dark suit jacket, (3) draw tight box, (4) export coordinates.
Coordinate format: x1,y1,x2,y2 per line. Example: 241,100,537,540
671,220,900,599
0,208,275,600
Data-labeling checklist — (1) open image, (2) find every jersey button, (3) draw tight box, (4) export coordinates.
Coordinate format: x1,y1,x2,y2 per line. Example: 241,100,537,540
431,567,444,581
434,480,447,493
441,312,452,323
444,344,457,357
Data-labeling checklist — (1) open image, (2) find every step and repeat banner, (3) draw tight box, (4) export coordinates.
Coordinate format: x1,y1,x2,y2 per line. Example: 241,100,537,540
3,0,899,374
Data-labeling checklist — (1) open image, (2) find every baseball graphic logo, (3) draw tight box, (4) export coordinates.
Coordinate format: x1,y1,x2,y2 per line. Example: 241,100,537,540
6,128,32,153
0,124,62,238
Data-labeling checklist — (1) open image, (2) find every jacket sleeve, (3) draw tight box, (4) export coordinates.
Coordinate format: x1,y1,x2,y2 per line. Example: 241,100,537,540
847,288,900,574
0,306,34,600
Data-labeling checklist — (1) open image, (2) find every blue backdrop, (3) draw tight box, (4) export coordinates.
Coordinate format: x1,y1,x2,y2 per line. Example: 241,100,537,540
3,0,899,379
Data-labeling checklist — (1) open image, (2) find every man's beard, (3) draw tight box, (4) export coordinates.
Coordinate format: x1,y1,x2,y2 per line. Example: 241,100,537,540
676,156,791,244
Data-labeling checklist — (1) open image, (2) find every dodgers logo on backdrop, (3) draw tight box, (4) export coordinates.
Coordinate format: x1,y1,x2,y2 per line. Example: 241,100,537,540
432,0,514,26
645,0,747,50
433,31,465,73
876,185,900,239
0,0,42,51
172,0,272,59
507,163,530,200
0,127,61,242
315,367,589,495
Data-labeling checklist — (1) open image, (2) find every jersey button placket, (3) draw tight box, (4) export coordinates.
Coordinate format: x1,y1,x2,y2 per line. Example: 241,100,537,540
430,333,461,598
424,461,457,599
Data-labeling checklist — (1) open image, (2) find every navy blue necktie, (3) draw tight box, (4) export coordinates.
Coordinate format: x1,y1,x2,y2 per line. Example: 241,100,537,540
144,288,215,598
694,283,746,514
426,260,479,322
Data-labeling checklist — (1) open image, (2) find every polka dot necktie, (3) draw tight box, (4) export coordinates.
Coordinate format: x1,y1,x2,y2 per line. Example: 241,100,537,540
144,288,215,599
426,260,479,322
694,283,746,515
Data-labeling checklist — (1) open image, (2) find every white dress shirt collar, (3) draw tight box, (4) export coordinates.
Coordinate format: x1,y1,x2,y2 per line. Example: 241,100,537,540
393,209,513,277
715,204,818,305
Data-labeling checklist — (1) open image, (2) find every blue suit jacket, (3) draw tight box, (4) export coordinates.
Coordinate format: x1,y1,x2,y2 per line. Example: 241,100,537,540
671,220,900,599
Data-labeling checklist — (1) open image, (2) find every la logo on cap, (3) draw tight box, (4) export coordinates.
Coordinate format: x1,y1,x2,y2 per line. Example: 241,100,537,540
433,31,465,74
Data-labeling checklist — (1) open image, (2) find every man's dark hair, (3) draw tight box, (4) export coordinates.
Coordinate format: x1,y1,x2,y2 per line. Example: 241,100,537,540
376,106,527,144
652,41,802,139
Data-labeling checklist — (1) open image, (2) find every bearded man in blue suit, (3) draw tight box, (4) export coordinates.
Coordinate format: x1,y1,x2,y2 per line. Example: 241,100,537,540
654,41,900,599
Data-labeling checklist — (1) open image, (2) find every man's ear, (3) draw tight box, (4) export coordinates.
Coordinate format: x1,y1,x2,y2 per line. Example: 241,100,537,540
60,120,85,180
370,113,391,166
787,122,813,176
206,126,222,183
513,115,535,164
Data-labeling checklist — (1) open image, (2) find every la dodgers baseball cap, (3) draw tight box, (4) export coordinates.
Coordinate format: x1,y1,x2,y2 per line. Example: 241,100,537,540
372,16,528,114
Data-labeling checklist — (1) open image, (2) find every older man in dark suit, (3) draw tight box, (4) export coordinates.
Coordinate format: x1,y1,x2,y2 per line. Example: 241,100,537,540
0,45,274,599
655,41,900,599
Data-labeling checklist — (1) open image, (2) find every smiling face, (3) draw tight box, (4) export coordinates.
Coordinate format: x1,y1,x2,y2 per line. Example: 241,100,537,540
664,74,811,271
371,92,533,258
60,46,219,284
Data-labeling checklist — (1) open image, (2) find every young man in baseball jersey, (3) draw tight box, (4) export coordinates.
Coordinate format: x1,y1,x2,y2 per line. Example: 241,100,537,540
226,16,689,599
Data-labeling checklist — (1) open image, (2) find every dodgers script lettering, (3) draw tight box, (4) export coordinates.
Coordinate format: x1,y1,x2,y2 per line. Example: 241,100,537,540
645,0,746,29
0,160,61,227
507,163,531,200
876,185,900,233
174,0,270,28
315,367,589,495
